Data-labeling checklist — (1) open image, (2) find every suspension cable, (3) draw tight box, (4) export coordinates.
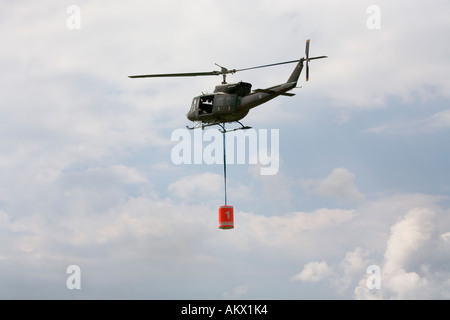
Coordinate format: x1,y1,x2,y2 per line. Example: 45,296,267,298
222,124,227,206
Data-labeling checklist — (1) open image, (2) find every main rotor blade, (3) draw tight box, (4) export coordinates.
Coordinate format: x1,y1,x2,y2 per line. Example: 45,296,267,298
128,71,220,78
235,59,301,73
128,56,323,79
307,55,328,61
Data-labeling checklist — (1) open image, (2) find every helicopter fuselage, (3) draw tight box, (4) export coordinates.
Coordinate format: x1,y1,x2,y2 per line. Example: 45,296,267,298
186,81,297,124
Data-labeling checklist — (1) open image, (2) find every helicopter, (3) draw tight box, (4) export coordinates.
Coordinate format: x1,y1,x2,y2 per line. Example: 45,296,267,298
129,39,327,132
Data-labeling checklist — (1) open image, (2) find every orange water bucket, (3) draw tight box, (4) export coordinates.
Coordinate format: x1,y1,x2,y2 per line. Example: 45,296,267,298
218,205,234,229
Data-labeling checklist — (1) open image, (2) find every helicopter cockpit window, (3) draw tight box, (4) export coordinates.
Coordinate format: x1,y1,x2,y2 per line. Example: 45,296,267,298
191,98,198,112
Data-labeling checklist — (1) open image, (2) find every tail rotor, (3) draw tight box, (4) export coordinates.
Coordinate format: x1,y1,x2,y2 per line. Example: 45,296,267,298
305,39,310,81
303,39,327,81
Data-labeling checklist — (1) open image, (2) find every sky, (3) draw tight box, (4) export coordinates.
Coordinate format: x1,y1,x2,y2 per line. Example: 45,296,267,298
1,0,450,299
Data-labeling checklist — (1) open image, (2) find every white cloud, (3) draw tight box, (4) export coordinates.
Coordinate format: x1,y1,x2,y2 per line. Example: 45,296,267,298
336,247,370,291
248,162,292,205
383,208,435,274
441,232,450,242
292,261,333,282
0,1,449,300
218,208,356,262
364,108,450,135
310,1,450,107
292,247,371,295
302,168,365,203
107,165,148,184
222,285,249,300
423,109,450,130
290,196,450,299
353,207,450,300
2,178,450,299
378,208,441,299
168,172,223,202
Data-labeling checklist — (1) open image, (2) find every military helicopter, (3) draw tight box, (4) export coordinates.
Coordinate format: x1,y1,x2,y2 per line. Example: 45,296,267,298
129,39,327,131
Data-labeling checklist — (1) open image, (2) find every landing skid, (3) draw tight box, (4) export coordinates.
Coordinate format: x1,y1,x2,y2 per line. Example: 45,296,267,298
218,122,252,133
186,121,252,133
186,121,215,130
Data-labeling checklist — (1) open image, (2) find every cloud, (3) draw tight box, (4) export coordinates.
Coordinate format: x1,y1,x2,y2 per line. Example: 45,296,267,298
336,248,371,291
383,208,435,274
0,1,449,300
377,208,446,299
168,172,223,203
220,208,356,261
290,196,450,299
423,109,450,130
108,165,148,184
353,208,450,299
222,285,249,300
302,168,365,203
291,261,333,282
0,191,357,298
292,247,370,294
1,173,449,299
310,1,450,107
364,108,450,135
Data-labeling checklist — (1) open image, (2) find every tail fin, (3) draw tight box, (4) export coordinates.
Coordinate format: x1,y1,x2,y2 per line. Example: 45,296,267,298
287,39,327,84
287,59,304,84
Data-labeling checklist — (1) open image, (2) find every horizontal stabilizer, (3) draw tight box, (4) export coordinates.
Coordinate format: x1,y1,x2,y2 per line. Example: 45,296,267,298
253,89,296,97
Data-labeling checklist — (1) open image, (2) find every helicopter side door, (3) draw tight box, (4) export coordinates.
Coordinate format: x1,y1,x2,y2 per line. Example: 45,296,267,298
213,94,236,114
199,95,214,115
